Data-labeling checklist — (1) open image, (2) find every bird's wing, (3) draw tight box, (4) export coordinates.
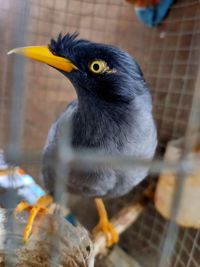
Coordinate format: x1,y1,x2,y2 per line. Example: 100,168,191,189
42,100,78,193
43,100,78,152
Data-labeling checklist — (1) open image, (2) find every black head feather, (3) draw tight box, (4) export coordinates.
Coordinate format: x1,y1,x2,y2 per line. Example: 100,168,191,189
49,32,90,58
48,32,149,104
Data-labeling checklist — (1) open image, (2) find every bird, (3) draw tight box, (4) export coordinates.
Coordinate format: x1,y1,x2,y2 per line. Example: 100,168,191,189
9,32,157,246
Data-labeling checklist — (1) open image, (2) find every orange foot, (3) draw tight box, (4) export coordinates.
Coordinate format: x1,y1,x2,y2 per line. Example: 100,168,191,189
92,198,119,247
15,195,53,242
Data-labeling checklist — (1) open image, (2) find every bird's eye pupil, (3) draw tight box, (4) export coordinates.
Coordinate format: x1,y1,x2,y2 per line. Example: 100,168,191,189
93,63,100,71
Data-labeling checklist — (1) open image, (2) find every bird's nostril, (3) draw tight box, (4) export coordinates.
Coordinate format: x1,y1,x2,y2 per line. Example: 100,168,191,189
52,51,58,56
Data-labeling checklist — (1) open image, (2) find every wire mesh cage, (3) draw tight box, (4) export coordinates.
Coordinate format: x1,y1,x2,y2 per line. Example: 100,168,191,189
0,0,200,266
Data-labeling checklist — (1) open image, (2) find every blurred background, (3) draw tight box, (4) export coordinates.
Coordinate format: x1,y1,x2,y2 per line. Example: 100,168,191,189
0,0,200,266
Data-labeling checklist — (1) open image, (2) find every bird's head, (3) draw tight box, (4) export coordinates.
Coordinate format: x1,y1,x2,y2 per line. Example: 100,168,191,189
8,33,146,104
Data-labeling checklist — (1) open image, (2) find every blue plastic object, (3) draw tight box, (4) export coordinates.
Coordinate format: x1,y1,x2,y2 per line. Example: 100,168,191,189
134,0,174,27
65,214,77,226
0,151,78,225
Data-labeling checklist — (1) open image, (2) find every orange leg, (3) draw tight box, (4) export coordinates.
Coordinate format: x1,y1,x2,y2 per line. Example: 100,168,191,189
15,195,53,243
92,198,119,247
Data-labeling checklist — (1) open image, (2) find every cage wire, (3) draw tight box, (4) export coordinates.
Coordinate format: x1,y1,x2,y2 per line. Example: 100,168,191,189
0,0,200,266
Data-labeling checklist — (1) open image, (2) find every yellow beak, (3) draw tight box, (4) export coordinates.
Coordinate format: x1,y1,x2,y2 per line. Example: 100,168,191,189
7,46,77,72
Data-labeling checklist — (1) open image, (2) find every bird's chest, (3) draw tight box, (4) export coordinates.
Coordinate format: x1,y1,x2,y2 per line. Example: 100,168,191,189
71,112,131,153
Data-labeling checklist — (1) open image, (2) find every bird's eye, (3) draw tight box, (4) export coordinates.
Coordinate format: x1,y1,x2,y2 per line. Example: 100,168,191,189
89,60,108,74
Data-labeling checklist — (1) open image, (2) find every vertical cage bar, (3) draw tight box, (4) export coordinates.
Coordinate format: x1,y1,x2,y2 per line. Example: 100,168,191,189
7,0,29,157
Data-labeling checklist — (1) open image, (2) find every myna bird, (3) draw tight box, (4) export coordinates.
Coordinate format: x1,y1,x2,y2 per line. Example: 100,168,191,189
9,33,157,246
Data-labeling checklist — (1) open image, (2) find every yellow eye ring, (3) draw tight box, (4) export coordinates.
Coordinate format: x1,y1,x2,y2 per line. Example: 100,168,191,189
89,60,108,74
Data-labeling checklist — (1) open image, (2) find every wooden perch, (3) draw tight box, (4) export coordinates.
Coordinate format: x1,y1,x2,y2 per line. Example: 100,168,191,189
16,185,153,262
93,188,153,256
49,193,151,257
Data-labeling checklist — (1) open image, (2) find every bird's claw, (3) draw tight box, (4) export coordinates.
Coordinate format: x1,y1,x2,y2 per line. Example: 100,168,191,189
14,200,32,215
14,195,53,243
92,219,119,247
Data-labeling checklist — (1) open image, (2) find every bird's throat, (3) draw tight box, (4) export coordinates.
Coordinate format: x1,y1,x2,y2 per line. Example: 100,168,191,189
72,97,132,149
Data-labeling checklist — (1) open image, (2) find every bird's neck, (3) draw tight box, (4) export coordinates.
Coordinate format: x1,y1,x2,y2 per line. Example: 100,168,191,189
72,97,133,150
